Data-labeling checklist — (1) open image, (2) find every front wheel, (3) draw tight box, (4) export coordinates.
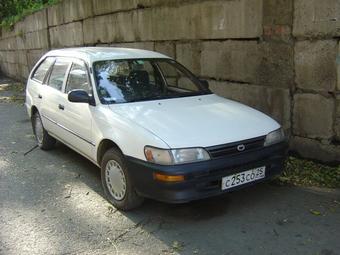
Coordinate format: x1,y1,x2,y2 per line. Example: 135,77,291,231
101,148,144,211
32,112,56,150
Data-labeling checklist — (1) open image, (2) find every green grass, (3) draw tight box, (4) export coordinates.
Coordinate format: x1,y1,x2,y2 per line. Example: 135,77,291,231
277,156,340,189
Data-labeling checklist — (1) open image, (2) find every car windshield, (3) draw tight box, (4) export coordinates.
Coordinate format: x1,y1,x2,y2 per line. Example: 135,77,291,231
93,59,210,104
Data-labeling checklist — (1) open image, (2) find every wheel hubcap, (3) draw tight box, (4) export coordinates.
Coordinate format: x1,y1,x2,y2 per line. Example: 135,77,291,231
105,160,127,201
34,116,44,143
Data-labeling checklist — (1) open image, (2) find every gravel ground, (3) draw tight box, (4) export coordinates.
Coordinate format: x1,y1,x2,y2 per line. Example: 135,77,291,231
0,77,339,255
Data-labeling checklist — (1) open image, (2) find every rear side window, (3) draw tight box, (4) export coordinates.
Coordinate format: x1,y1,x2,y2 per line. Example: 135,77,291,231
32,57,55,83
66,62,90,94
48,59,71,91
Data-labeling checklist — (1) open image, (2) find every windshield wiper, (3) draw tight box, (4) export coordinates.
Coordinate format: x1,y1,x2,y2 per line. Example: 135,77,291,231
128,94,172,102
171,91,210,98
127,91,211,103
104,99,116,104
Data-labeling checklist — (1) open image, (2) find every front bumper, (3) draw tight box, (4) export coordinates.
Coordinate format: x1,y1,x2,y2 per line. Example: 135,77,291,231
126,141,288,203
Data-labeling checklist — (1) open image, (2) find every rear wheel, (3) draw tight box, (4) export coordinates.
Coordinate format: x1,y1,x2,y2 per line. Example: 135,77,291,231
101,148,144,210
32,112,56,150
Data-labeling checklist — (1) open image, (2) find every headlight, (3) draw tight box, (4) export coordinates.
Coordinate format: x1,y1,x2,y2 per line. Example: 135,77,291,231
144,146,210,165
264,128,285,146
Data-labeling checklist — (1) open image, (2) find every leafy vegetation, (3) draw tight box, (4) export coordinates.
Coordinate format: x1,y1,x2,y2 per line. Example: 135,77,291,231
0,81,25,103
0,0,59,29
277,156,340,188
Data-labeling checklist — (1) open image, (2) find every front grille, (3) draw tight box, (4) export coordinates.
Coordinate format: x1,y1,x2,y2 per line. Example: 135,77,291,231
206,136,265,159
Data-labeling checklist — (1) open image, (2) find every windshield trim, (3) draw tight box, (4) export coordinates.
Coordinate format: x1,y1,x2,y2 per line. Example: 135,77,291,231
92,58,212,105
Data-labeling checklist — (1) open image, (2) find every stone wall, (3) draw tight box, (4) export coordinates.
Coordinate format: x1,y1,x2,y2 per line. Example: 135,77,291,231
291,0,340,162
0,0,339,162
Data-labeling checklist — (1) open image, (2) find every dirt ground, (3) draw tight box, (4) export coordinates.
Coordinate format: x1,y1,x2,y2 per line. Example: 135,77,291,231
0,77,339,255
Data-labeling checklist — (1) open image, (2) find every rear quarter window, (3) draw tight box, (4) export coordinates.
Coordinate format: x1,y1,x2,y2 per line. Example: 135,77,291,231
31,57,55,83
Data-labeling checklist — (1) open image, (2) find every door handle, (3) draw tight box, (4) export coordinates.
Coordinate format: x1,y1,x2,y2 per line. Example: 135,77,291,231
38,94,42,99
58,104,65,110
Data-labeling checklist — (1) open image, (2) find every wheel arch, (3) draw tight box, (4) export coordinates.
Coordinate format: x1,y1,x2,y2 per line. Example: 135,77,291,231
30,105,38,119
97,139,123,166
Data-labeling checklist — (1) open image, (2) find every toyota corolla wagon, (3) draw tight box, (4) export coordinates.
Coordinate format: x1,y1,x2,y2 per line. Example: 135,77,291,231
25,47,287,210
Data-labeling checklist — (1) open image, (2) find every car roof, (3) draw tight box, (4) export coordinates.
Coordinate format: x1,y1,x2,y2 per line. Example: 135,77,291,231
45,47,171,64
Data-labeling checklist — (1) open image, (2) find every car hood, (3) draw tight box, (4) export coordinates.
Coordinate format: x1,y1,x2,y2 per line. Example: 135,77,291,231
108,94,280,148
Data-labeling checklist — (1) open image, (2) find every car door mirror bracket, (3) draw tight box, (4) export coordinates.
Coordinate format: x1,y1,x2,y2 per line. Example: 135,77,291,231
199,79,209,90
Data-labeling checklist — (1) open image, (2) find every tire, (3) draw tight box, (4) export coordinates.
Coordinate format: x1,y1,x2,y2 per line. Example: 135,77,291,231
101,148,144,211
32,111,56,150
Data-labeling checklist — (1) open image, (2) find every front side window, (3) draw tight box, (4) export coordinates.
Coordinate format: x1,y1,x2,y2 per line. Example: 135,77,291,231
157,61,198,91
32,57,55,83
48,59,71,91
93,59,209,104
66,62,90,94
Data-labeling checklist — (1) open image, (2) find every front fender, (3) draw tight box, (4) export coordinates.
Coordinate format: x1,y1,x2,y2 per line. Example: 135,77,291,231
92,105,170,161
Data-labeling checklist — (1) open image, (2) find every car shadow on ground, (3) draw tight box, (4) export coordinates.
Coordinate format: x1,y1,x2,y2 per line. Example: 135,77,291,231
54,140,272,219
50,142,300,253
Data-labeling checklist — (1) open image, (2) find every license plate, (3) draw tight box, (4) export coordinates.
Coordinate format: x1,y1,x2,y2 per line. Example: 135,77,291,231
221,166,266,190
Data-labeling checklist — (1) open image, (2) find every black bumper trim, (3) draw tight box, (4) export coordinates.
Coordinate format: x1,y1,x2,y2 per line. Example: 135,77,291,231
125,141,288,203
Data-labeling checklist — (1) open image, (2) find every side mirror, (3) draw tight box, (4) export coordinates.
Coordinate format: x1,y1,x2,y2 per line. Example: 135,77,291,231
200,79,209,90
68,89,90,103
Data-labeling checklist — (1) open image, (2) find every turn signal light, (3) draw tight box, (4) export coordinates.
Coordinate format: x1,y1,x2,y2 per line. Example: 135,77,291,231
154,173,185,182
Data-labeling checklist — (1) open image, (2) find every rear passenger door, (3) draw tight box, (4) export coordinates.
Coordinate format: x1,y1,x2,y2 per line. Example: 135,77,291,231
40,57,72,138
58,59,94,158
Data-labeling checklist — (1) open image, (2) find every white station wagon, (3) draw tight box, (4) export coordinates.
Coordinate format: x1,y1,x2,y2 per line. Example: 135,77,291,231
25,47,287,210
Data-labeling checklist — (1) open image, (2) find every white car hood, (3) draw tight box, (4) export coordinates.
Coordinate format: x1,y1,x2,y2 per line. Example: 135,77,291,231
108,94,280,148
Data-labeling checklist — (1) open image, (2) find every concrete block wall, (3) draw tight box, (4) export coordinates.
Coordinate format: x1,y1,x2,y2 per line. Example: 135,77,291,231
0,0,339,162
291,0,340,162
0,9,49,80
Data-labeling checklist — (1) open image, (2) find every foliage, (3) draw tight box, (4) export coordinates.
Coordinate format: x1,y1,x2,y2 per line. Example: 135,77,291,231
0,0,59,30
277,156,340,188
0,81,25,103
